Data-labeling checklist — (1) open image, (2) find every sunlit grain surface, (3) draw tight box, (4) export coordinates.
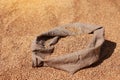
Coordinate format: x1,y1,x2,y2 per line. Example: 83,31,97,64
0,0,120,80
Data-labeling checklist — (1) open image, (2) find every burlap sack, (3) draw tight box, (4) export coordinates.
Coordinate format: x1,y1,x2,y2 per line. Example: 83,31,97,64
31,23,105,74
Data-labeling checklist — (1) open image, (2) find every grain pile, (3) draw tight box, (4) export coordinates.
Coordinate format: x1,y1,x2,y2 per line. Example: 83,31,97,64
0,0,120,80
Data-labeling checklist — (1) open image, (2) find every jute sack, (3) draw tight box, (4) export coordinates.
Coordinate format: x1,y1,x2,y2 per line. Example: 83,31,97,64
31,23,105,74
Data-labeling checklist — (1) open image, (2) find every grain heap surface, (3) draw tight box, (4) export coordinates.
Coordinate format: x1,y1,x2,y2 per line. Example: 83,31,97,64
0,0,120,80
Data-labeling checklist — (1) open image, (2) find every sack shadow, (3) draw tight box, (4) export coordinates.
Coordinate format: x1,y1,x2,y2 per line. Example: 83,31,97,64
91,40,116,67
84,40,116,68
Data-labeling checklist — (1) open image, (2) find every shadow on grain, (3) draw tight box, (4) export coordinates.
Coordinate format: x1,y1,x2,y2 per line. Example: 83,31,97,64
90,40,116,67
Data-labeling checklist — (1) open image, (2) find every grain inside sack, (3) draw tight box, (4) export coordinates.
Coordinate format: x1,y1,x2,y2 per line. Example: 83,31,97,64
46,34,93,59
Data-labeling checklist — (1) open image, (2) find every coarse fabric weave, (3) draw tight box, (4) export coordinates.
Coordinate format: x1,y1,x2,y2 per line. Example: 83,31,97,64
31,23,105,74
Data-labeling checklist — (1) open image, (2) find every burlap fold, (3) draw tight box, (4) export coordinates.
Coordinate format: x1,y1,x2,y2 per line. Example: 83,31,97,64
31,23,105,74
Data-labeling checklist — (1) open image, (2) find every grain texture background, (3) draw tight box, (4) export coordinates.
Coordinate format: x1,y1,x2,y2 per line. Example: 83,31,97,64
0,0,120,80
